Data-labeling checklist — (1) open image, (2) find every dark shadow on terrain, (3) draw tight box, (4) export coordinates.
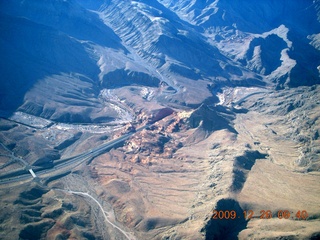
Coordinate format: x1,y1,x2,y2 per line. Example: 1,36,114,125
1,1,125,50
43,171,72,186
310,232,320,240
203,94,220,106
207,79,266,99
231,150,268,192
18,185,49,201
13,184,101,239
203,198,247,240
19,220,55,240
244,34,287,75
13,185,49,231
75,0,104,10
33,150,60,169
137,217,187,232
0,13,100,117
234,150,267,170
231,107,249,114
201,0,320,34
189,104,237,134
185,101,238,144
101,69,160,89
286,30,320,88
54,132,83,151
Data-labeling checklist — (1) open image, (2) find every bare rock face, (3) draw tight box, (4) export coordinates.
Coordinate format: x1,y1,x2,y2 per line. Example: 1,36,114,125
0,1,320,240
231,150,268,192
188,104,236,133
2,0,319,119
203,199,247,240
159,0,320,88
0,183,104,240
123,116,183,163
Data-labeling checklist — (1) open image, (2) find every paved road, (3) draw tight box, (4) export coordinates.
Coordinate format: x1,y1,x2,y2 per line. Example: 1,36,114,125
0,124,149,185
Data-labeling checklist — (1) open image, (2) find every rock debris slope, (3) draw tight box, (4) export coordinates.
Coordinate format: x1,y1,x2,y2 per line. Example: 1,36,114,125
0,0,320,239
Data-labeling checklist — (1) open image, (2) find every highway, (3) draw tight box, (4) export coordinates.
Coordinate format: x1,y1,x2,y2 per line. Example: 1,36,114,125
0,124,149,185
0,128,143,239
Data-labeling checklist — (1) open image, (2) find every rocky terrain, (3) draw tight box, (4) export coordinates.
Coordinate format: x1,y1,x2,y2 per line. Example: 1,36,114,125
0,0,320,239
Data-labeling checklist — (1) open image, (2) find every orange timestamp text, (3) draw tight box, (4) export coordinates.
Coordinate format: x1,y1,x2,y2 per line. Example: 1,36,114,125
212,210,308,220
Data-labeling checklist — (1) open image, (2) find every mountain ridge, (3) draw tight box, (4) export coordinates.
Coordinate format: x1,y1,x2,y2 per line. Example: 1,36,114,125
0,1,320,239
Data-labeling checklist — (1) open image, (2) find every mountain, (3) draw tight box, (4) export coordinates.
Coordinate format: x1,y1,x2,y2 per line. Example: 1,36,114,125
160,0,320,88
1,0,319,118
0,1,319,239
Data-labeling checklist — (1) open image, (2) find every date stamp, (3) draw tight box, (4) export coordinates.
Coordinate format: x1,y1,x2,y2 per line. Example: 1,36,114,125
212,210,309,220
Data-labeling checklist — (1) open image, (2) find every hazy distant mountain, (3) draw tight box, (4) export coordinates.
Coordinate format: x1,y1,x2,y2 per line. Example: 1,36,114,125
1,0,319,120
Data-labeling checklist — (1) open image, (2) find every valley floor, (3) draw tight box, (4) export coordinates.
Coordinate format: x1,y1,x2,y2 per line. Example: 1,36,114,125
0,86,319,239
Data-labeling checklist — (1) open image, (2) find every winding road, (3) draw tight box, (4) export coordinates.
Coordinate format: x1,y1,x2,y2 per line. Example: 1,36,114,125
61,189,136,240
